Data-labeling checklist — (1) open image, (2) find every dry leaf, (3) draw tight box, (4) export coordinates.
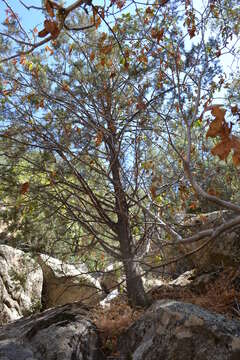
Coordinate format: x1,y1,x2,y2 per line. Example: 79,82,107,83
44,20,60,39
211,139,232,160
45,0,54,17
20,182,29,195
90,52,95,61
38,28,49,38
95,130,103,146
232,151,240,166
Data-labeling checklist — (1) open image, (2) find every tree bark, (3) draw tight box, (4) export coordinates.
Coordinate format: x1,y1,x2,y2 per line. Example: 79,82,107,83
106,133,149,307
118,222,149,307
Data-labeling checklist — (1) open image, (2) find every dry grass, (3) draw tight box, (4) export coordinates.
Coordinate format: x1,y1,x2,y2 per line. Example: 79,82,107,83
90,267,240,357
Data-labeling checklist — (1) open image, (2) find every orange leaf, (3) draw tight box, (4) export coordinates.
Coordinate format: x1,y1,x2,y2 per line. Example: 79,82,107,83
45,0,54,17
188,25,196,39
44,20,60,39
160,0,169,4
138,55,148,64
38,28,49,38
206,119,223,138
90,52,95,61
151,28,164,43
45,45,54,55
211,139,231,160
207,188,218,196
62,82,70,91
232,151,240,167
95,16,101,29
189,202,197,210
150,185,157,199
206,105,228,138
211,105,226,120
231,136,240,152
20,182,29,195
95,130,103,146
100,44,113,55
231,105,238,115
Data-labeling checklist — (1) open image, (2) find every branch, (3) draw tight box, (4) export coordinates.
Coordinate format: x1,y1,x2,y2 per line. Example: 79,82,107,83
183,159,240,213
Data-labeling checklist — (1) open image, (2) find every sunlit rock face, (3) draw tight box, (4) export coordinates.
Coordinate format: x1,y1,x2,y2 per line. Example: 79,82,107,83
38,254,103,308
0,245,43,325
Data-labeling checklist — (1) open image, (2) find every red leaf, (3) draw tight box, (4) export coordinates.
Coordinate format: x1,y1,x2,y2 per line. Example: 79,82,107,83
20,182,29,195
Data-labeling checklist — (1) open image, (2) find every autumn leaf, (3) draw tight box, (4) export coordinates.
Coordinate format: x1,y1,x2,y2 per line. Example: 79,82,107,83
206,118,223,138
38,28,49,38
90,52,95,61
231,105,238,115
211,105,226,120
95,16,101,29
150,185,157,199
44,20,60,38
231,135,240,152
38,20,60,39
45,45,54,55
160,0,169,5
100,44,113,55
211,139,232,160
207,188,219,196
45,0,54,17
151,28,164,43
232,151,240,166
188,25,196,39
20,182,29,195
189,202,198,210
62,82,70,91
138,54,148,64
95,130,104,146
206,105,227,138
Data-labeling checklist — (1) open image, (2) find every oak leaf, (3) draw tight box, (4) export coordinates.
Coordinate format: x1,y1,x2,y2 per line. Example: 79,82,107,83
211,139,231,160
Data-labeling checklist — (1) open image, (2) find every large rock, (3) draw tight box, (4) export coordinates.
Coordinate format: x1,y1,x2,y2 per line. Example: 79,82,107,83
0,302,104,360
0,245,43,325
118,300,240,360
38,254,102,308
176,210,240,270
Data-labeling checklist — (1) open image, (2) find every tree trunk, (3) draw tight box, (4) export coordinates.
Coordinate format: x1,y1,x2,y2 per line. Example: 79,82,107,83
118,222,149,307
106,123,149,307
